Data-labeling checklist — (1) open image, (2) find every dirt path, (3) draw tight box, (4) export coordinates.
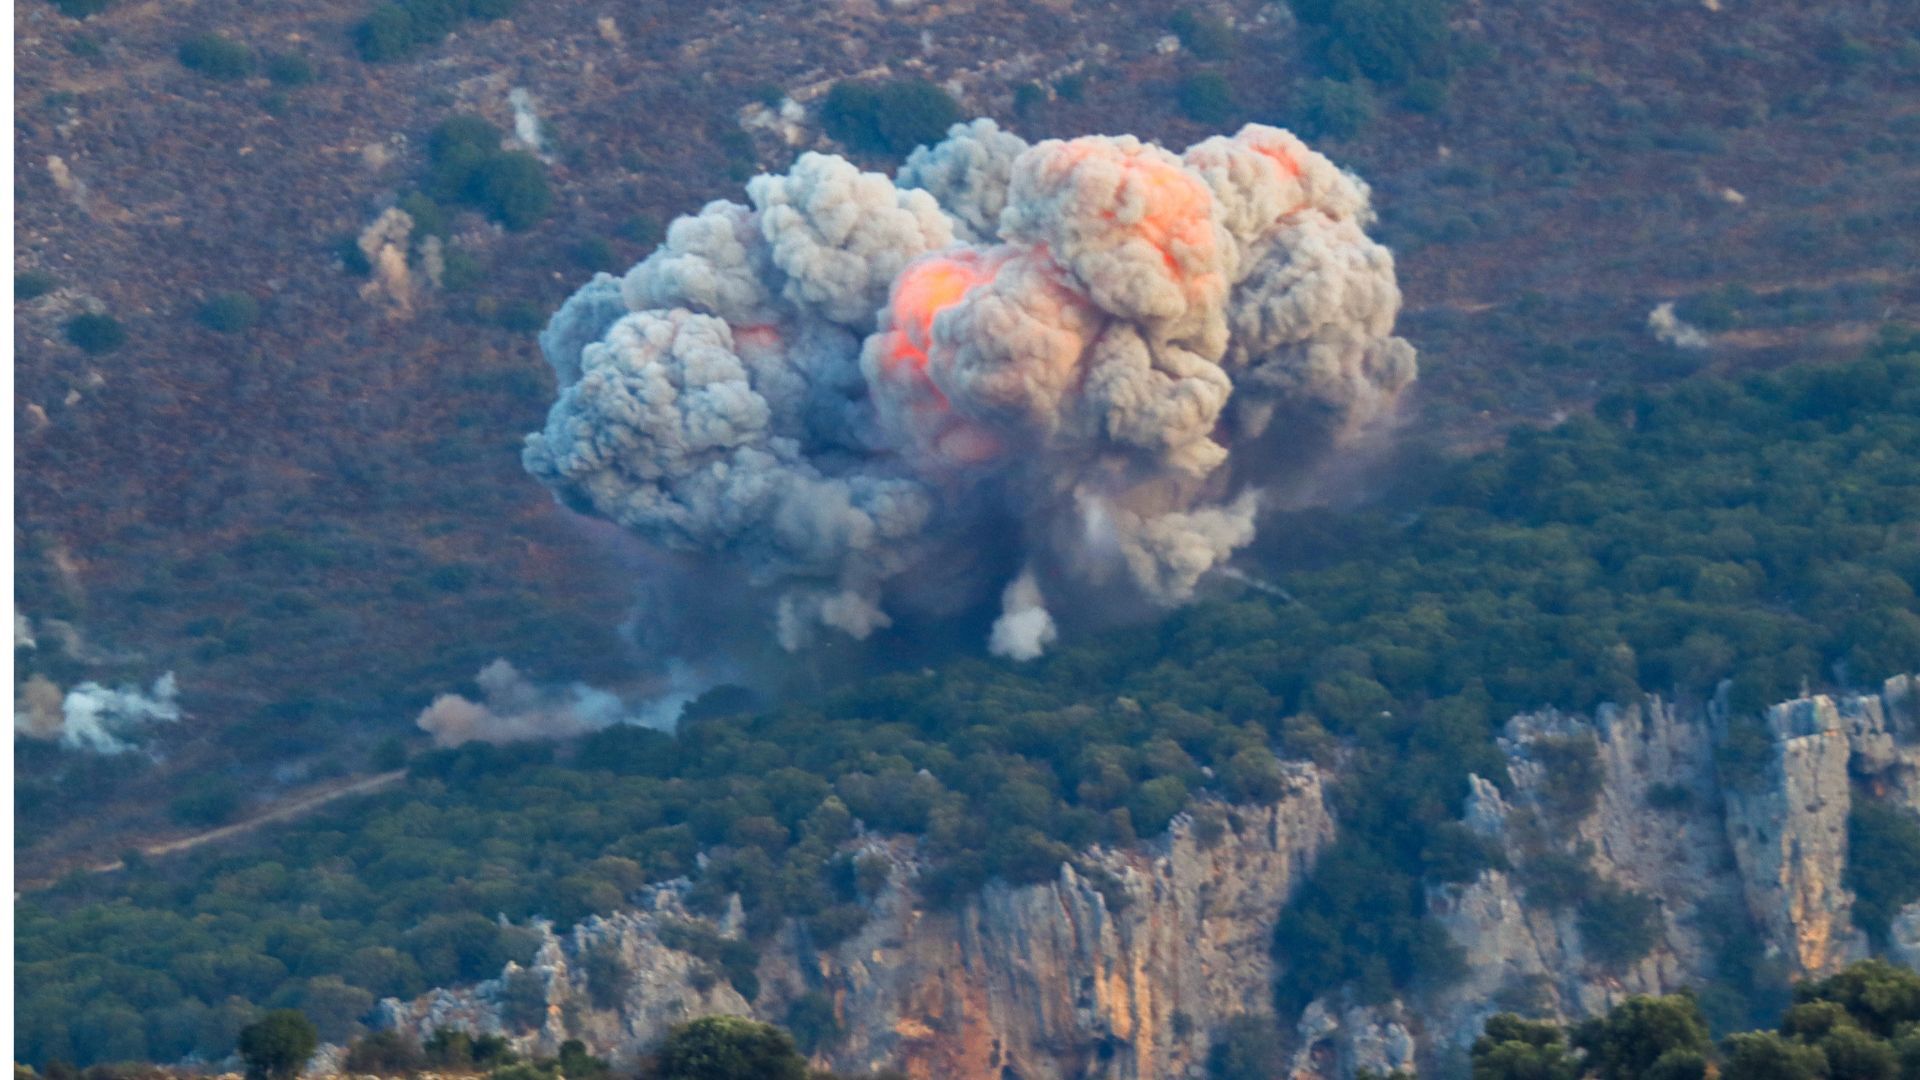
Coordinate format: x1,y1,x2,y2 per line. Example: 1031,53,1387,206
17,769,409,893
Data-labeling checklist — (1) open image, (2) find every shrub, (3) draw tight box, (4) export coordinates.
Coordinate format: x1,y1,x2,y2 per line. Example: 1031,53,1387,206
1208,1015,1286,1080
1176,71,1234,124
1531,734,1603,820
65,313,126,353
1291,0,1452,88
1294,77,1377,139
236,1011,317,1080
341,1022,424,1068
1170,9,1235,61
199,292,261,334
819,78,962,157
178,35,253,81
653,1016,807,1080
353,0,519,62
1578,882,1662,970
1845,801,1920,946
472,152,551,230
16,270,57,300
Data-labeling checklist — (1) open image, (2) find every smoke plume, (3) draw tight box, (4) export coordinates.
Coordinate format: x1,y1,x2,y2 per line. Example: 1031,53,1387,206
417,659,700,747
14,672,182,754
526,121,1415,658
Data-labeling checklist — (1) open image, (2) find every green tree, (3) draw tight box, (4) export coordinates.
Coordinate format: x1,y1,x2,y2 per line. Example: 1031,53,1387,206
1571,994,1711,1080
1721,1031,1828,1080
818,79,962,157
1208,1015,1286,1080
65,313,125,353
236,1010,318,1080
653,1016,808,1080
1471,1014,1579,1080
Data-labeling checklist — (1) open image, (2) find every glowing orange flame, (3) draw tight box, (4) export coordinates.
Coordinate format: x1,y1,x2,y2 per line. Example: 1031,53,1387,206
884,256,998,378
731,323,782,351
1071,149,1215,277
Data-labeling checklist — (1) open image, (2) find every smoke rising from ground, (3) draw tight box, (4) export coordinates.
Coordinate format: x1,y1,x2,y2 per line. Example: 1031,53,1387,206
14,672,182,754
416,659,705,746
526,120,1415,658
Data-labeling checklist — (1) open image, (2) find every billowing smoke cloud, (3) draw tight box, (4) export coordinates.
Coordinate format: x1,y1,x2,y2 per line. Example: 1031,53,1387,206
14,672,182,754
526,121,1415,658
417,659,704,747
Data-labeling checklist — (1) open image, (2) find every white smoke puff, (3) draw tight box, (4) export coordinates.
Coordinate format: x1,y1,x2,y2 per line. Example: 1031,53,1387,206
897,118,1030,242
1000,135,1231,352
988,570,1057,661
418,659,630,747
44,672,182,754
15,611,36,650
540,271,628,387
508,88,544,154
747,153,956,329
1649,301,1709,349
622,200,784,327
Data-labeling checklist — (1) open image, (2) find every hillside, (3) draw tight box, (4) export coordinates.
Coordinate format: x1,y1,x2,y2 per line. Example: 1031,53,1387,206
16,351,1920,1073
14,0,1920,877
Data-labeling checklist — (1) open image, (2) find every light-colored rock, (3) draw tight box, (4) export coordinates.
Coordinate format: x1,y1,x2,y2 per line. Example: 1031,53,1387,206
386,768,1335,1080
381,678,1920,1079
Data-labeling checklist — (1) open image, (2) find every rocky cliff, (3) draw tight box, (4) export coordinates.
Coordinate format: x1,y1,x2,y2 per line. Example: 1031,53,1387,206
378,678,1918,1079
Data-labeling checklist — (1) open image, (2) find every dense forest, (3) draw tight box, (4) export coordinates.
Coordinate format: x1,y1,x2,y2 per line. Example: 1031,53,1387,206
16,345,1920,1068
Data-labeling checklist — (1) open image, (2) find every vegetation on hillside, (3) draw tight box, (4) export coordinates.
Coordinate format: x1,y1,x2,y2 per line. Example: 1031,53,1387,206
1471,960,1920,1080
15,348,1920,1068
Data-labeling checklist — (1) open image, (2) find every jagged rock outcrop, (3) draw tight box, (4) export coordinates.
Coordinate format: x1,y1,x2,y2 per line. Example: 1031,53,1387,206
380,679,1917,1080
384,765,1335,1080
1418,676,1918,1068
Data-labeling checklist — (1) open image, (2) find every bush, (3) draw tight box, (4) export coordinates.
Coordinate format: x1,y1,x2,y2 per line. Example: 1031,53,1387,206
1176,71,1234,124
344,1031,424,1075
236,1011,317,1080
178,35,254,81
472,152,551,231
422,116,549,230
1291,0,1453,88
818,78,962,158
1169,9,1235,61
653,1016,807,1080
1845,801,1920,946
353,0,519,62
1531,734,1603,820
17,270,57,300
199,292,261,334
1208,1015,1286,1080
1294,77,1377,139
65,313,126,353
1578,882,1662,970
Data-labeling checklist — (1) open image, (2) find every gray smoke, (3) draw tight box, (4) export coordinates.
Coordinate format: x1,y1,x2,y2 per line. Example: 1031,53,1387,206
417,658,704,747
15,672,182,754
526,121,1415,658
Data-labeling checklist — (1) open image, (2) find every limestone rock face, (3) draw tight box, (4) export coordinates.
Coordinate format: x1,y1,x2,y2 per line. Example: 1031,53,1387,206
384,766,1335,1080
1722,693,1870,976
380,678,1919,1080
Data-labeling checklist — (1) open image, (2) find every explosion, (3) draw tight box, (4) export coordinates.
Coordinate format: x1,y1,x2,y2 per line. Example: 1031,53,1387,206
525,120,1415,658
